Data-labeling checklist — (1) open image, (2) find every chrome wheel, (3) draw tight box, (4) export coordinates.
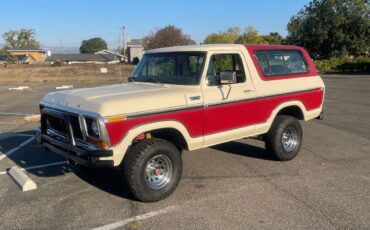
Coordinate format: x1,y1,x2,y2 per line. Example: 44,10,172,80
145,155,173,190
281,127,298,152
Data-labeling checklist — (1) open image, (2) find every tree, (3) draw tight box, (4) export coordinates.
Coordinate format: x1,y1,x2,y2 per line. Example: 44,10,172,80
286,0,370,59
235,26,268,44
0,48,9,54
204,26,273,45
204,27,241,44
142,25,193,50
261,32,283,45
2,29,40,49
79,37,108,53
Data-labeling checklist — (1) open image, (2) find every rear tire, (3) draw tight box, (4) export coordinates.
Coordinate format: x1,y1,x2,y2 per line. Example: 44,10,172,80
123,138,182,202
265,115,302,161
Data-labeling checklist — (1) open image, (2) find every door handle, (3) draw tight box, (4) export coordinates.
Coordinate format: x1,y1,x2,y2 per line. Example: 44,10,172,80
243,89,254,93
189,96,201,101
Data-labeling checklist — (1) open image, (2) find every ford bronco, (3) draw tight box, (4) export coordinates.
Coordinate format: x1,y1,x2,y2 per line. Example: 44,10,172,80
36,44,325,202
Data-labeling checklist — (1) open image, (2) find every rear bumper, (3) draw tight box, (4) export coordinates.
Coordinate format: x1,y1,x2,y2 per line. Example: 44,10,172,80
36,128,114,168
316,111,324,120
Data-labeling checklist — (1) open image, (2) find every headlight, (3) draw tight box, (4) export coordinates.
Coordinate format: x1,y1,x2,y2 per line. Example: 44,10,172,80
85,117,100,139
91,120,99,135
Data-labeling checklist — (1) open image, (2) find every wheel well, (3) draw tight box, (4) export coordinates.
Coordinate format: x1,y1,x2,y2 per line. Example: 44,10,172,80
137,128,188,151
277,106,304,120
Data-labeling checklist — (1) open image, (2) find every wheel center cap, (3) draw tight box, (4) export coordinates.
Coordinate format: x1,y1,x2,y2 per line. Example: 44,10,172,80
155,168,161,176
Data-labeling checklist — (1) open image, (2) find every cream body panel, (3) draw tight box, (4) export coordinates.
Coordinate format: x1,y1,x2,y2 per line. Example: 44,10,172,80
41,83,204,117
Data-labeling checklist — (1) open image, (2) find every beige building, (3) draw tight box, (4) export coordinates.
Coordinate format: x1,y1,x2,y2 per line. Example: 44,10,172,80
127,39,144,63
6,49,50,62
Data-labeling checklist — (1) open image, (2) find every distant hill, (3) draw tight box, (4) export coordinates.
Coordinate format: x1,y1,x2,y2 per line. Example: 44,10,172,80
1,43,79,54
41,45,80,54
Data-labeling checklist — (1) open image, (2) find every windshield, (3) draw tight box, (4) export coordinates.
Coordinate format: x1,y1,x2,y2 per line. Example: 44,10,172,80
131,52,206,85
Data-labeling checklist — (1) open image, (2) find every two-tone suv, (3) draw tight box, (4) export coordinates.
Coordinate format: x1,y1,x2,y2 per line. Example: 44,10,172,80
36,44,325,202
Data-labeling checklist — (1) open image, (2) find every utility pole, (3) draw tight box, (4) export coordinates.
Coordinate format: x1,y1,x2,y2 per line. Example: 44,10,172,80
122,26,127,62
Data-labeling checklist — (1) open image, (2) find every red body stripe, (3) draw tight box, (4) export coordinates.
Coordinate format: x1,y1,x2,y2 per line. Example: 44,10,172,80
105,88,323,146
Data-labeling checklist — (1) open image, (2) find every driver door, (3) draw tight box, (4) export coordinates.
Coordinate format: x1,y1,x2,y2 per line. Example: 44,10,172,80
201,51,258,146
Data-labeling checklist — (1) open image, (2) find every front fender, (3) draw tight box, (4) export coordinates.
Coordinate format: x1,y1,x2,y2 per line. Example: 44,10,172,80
106,120,203,166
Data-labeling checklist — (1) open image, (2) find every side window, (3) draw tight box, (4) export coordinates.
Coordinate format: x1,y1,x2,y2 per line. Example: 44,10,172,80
254,50,309,76
206,54,246,86
283,51,309,74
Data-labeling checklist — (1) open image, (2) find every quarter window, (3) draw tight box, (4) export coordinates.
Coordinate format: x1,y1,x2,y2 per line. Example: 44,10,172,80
255,50,309,76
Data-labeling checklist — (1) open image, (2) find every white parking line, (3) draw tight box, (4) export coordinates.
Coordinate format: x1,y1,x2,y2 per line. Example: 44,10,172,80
91,205,179,230
0,161,67,175
0,136,34,161
0,112,37,116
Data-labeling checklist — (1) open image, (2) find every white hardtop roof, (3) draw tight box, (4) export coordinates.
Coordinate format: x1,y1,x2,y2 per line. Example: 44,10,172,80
145,44,247,53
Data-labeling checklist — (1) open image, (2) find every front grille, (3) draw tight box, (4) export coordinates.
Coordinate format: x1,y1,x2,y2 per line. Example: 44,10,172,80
42,110,84,142
45,114,67,135
69,115,83,140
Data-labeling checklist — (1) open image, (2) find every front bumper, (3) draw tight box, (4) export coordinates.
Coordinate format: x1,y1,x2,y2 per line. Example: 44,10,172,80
36,107,114,167
36,128,114,167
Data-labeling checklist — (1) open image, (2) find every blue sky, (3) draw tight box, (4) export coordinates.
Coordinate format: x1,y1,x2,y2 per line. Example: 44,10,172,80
0,0,310,49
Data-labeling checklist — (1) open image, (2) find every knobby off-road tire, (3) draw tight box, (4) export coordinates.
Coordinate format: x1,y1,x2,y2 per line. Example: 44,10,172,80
265,115,303,161
123,138,183,202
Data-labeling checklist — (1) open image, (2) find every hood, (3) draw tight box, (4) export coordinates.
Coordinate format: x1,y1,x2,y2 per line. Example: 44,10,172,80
41,83,202,117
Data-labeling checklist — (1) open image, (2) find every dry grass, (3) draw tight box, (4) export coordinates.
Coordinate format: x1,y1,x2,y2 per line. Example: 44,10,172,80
0,64,135,83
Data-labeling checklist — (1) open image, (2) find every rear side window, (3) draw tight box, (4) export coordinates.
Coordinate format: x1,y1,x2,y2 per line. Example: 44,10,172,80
255,50,309,76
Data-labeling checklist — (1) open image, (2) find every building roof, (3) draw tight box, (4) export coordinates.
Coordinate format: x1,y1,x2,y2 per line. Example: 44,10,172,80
95,50,125,61
46,53,121,62
98,53,118,61
127,39,143,47
0,54,35,62
7,48,48,53
96,50,124,55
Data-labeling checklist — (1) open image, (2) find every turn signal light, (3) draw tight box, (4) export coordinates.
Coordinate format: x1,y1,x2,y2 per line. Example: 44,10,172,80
103,115,126,123
88,139,110,148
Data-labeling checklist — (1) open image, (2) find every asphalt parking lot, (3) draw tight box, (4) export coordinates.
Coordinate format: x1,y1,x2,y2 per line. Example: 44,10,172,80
0,75,369,229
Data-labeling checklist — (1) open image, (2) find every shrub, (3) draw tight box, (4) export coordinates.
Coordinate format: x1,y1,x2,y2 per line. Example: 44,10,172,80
315,57,370,74
52,59,63,67
6,55,18,64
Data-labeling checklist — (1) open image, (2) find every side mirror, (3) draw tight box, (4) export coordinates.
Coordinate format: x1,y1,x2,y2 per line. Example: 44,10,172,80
220,71,237,84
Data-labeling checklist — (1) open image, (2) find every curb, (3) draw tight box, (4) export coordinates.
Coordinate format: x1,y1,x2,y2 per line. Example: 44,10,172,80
24,114,41,122
8,166,37,191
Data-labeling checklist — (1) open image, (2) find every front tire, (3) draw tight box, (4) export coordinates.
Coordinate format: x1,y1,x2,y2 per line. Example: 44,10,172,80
123,138,182,202
265,115,303,161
